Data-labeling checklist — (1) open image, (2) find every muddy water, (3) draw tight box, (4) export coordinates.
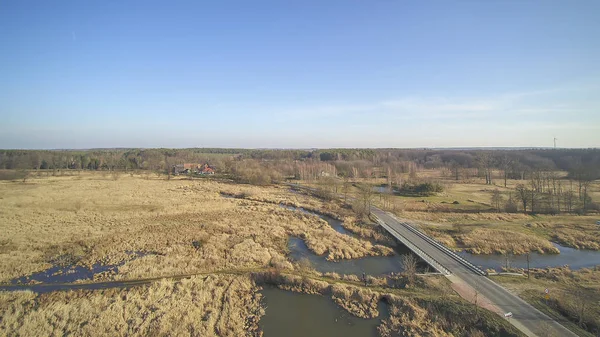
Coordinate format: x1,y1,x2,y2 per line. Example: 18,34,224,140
260,287,387,337
460,243,600,271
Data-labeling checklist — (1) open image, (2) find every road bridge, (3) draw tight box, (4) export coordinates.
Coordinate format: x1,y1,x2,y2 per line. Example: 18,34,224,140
287,183,577,336
372,207,577,337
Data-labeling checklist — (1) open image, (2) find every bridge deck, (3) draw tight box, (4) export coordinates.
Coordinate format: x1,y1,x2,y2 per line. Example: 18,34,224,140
372,207,577,337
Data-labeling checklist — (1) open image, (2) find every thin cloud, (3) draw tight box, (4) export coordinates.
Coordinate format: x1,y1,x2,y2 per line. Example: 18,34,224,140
276,87,576,122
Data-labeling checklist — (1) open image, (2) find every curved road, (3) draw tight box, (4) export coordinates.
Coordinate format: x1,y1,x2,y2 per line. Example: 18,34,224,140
372,208,577,337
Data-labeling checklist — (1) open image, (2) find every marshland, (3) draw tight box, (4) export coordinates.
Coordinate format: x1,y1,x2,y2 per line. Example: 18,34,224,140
1,147,599,336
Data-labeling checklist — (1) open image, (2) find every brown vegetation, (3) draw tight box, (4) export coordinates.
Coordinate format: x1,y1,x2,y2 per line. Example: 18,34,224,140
494,266,600,336
457,228,560,255
0,275,263,336
0,173,395,284
552,225,600,250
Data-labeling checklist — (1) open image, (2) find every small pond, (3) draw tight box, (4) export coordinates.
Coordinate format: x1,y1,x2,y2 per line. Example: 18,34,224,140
460,243,600,271
373,185,393,194
260,286,387,337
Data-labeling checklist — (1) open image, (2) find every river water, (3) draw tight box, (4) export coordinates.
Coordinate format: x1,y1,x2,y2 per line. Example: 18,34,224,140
281,204,432,275
460,243,600,271
260,286,386,337
280,204,600,273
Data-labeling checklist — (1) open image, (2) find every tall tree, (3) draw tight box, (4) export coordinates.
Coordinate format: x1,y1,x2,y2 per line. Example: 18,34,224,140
498,154,513,187
516,184,529,213
476,152,494,185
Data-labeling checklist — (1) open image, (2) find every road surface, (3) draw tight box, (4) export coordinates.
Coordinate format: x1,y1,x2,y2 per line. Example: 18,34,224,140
372,208,578,337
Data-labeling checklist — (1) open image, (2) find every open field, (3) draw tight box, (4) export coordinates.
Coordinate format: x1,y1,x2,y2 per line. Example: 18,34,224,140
0,172,397,284
313,173,600,255
0,275,262,336
0,171,528,336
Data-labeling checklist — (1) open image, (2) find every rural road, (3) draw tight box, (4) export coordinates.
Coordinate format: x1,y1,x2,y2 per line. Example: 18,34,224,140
372,208,578,337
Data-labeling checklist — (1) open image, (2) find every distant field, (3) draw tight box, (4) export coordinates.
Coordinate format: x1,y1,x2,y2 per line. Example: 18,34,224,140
303,169,600,254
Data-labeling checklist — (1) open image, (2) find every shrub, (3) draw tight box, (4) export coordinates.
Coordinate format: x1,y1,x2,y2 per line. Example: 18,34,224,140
398,181,444,196
0,170,27,181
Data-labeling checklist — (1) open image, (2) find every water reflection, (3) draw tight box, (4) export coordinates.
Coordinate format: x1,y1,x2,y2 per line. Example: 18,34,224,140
460,243,600,271
10,251,146,285
260,286,387,337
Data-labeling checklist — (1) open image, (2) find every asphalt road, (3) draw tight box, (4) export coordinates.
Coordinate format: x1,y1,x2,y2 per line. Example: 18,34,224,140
372,208,578,337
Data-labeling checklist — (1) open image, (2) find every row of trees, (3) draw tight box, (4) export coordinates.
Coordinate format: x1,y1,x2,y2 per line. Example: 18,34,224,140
487,167,598,214
3,148,598,174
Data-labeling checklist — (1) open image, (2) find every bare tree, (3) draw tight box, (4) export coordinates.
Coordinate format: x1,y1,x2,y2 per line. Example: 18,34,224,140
568,287,594,328
473,284,480,320
564,189,575,213
450,160,461,181
476,152,494,185
516,184,529,213
490,189,503,212
342,177,351,203
401,254,418,285
353,183,375,220
504,193,518,213
499,154,513,187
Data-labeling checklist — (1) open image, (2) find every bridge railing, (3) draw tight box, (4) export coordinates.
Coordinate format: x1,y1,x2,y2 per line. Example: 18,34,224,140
386,213,487,276
374,216,451,275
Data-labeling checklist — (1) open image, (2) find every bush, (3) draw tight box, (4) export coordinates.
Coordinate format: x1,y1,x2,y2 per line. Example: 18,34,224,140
0,170,28,181
504,200,518,213
398,181,444,196
314,188,333,201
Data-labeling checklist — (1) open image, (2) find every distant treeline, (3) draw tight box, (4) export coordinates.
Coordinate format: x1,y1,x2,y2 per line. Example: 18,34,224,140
1,148,599,180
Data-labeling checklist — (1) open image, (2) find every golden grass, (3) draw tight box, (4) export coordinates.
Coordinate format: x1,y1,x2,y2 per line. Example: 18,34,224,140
0,275,262,336
552,225,600,250
0,173,388,283
378,294,451,337
331,283,380,318
457,228,560,255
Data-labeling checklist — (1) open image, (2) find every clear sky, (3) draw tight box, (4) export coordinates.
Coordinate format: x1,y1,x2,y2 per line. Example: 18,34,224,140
1,1,599,149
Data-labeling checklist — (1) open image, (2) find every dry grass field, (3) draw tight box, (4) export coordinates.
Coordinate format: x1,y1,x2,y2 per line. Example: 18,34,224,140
0,171,525,336
0,275,262,336
0,172,391,284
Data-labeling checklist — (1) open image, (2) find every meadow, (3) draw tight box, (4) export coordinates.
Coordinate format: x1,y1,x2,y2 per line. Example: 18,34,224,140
0,171,524,336
319,169,600,256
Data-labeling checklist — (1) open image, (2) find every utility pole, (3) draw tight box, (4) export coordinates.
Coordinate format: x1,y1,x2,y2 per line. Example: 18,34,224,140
526,253,530,279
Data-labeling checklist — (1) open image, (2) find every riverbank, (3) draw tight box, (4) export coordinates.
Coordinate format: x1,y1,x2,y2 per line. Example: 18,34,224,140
492,266,600,337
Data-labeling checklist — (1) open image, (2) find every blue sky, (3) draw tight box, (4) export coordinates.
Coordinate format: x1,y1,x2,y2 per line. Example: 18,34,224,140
1,1,599,149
